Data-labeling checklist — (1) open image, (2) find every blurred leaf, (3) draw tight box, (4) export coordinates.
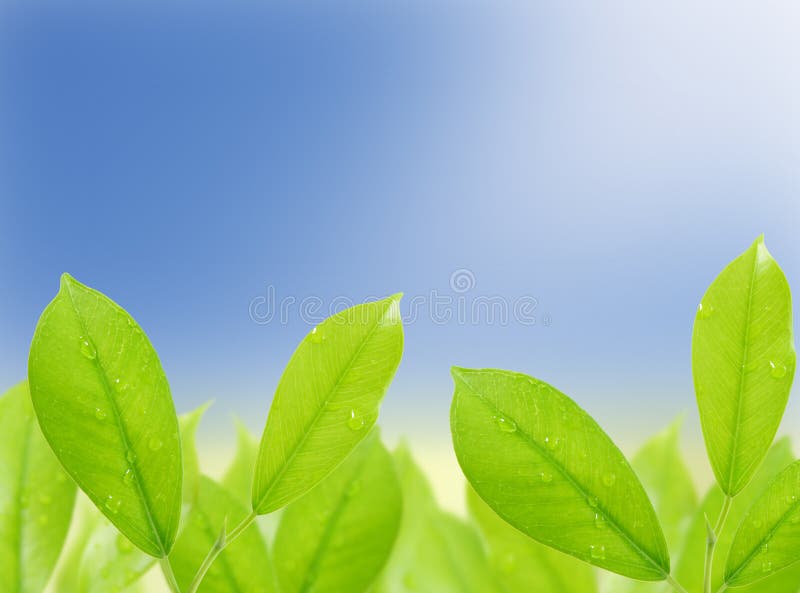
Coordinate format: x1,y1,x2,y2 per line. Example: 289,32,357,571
450,367,669,581
77,522,153,593
374,444,499,593
253,295,404,515
467,484,596,593
693,236,795,496
274,430,401,593
171,477,276,593
28,274,182,557
0,382,77,593
672,438,796,593
725,459,800,586
180,403,211,512
46,496,103,593
221,418,258,507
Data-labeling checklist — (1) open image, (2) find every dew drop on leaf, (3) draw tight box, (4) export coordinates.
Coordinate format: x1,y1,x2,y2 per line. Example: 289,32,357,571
126,450,137,464
95,408,107,421
544,436,559,451
310,326,324,344
104,495,122,514
594,513,606,529
79,336,97,359
347,409,365,431
587,496,599,508
148,437,164,451
494,415,517,433
602,472,616,487
539,471,553,483
589,544,606,560
769,361,787,379
697,303,714,319
762,560,773,573
123,468,135,485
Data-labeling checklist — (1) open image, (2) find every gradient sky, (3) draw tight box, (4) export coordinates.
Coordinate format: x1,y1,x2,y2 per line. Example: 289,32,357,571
1,1,798,509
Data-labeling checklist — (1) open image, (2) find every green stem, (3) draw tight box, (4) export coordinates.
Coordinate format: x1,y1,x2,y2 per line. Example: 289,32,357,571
185,511,258,593
665,574,691,593
705,496,734,593
160,557,182,593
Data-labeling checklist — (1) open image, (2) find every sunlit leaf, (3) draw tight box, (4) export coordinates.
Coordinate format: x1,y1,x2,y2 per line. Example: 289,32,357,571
672,438,795,593
693,236,795,496
0,382,77,593
180,403,211,512
77,522,153,593
28,274,182,557
725,459,800,586
467,484,596,593
252,294,403,514
451,367,669,580
274,430,401,593
221,418,258,507
171,477,276,593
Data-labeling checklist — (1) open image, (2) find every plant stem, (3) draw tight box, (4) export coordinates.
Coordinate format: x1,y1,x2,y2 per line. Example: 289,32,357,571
704,495,734,593
185,511,258,593
666,574,691,593
160,557,183,593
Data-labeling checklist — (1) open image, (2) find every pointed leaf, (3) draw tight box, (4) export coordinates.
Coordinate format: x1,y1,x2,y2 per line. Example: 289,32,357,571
28,274,183,557
170,477,277,593
77,522,153,593
672,438,795,593
373,444,499,593
467,484,597,593
180,403,211,510
0,382,77,593
450,367,669,580
274,430,402,593
693,236,795,496
252,294,404,514
725,459,800,586
222,418,259,506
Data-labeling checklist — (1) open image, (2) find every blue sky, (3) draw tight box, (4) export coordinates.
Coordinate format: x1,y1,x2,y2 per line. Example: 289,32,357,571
1,1,798,503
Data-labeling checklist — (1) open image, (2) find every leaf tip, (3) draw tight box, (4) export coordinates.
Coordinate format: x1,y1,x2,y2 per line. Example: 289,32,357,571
450,366,469,381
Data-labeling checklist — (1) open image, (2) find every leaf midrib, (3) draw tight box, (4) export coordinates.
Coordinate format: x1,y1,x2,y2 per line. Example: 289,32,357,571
64,283,168,557
455,372,667,578
255,300,395,511
726,247,761,494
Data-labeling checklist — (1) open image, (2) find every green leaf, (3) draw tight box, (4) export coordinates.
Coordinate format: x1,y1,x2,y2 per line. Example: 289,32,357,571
180,403,211,511
170,476,276,593
0,382,77,593
373,444,499,593
221,418,259,507
693,236,795,496
467,484,597,593
28,274,183,557
77,522,153,593
450,367,669,580
252,294,404,514
672,438,794,593
724,459,800,586
274,430,402,593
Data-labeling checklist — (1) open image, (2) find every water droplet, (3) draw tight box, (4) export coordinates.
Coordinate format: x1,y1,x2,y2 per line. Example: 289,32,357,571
697,303,714,319
544,436,560,451
752,519,763,529
539,471,553,483
762,560,773,573
594,513,606,529
769,361,787,379
39,494,52,505
589,544,606,560
123,468,135,485
494,415,517,433
310,327,324,344
786,494,797,506
95,408,107,421
760,542,769,554
347,409,365,431
126,450,137,464
587,496,599,508
104,495,121,514
79,336,97,359
148,437,163,452
602,473,617,487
